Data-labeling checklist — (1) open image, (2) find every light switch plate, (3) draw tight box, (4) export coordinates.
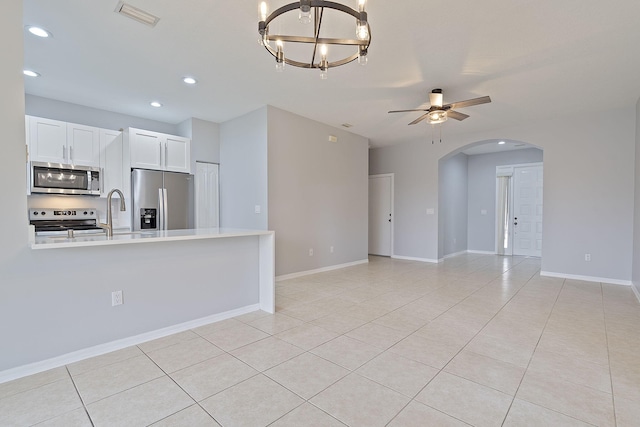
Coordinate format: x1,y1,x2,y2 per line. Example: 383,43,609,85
426,208,435,215
254,205,261,214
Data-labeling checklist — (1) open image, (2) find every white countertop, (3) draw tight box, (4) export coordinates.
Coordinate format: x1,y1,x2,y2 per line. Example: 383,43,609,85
31,228,274,250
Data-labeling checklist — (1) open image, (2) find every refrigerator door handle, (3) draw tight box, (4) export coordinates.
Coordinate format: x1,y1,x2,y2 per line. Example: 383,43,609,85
158,188,165,231
162,188,169,230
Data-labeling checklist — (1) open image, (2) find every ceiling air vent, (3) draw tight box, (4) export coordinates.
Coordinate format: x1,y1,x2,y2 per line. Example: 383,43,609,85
114,1,160,27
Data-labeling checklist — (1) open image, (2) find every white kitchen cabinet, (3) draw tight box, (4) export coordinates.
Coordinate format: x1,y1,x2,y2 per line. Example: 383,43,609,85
128,128,190,173
67,123,100,167
27,116,100,167
165,135,190,173
195,162,219,228
28,116,67,164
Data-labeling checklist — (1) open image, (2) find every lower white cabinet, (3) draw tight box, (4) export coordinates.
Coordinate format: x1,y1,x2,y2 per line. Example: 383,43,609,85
195,162,219,228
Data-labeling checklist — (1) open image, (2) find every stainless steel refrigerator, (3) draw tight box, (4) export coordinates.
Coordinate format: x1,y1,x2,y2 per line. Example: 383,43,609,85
131,169,194,232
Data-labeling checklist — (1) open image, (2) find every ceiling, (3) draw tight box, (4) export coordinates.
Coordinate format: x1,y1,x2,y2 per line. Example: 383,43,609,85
23,0,640,149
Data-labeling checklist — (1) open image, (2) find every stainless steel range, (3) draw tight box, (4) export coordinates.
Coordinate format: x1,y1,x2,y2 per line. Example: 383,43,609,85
29,208,100,234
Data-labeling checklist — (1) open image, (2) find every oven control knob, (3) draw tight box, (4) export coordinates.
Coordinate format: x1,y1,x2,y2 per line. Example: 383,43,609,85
33,211,38,215
41,211,46,216
83,211,88,215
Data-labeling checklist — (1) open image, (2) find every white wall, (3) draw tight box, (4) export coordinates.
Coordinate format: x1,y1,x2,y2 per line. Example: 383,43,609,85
219,107,268,230
370,108,636,282
26,94,180,135
467,148,544,252
369,140,437,260
633,97,640,295
180,117,221,173
438,152,468,257
267,107,369,276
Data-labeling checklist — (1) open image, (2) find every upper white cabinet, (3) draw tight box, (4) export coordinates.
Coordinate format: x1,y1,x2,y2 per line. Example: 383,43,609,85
128,128,190,173
67,123,100,167
27,116,100,167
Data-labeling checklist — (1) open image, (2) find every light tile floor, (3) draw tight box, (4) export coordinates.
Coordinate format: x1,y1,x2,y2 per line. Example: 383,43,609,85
2,254,639,426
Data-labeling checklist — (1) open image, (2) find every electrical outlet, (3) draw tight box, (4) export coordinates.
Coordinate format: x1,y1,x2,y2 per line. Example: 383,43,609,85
112,290,123,306
254,205,261,214
309,248,314,256
330,246,334,253
585,253,591,262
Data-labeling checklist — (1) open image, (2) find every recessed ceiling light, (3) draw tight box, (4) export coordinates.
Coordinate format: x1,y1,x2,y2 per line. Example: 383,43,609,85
23,70,40,77
183,77,197,85
498,141,506,145
26,26,52,38
150,101,162,108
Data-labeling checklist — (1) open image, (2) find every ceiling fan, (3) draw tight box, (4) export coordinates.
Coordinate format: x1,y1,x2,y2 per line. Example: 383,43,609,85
389,89,491,125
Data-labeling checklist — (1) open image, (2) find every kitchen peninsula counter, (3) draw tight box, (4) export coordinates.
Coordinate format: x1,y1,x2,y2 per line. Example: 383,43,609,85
1,226,275,381
31,228,273,250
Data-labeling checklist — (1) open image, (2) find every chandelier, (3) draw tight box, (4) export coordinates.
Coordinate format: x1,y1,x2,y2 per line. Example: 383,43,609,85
258,0,371,79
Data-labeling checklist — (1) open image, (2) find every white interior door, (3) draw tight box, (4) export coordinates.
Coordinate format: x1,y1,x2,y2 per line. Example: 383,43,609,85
195,162,219,228
513,165,543,257
369,175,393,256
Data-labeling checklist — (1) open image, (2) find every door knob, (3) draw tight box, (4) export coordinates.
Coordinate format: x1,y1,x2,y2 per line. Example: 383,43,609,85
388,219,391,222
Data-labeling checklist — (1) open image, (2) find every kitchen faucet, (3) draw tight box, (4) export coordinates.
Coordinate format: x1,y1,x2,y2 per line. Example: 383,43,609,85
99,189,126,238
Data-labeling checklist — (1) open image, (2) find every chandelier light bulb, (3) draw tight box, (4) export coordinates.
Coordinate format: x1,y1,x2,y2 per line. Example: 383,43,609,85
320,69,328,80
358,54,368,66
358,0,366,12
320,44,328,57
275,40,285,72
356,22,368,40
259,2,268,21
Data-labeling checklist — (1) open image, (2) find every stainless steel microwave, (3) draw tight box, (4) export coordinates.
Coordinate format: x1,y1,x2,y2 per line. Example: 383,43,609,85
31,162,101,196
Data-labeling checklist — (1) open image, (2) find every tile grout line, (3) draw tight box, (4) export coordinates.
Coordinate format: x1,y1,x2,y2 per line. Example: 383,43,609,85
499,277,567,426
136,344,230,426
65,365,96,427
600,283,619,427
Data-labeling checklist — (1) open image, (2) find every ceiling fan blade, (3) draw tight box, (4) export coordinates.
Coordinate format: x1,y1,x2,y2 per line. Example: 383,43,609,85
388,109,430,113
447,110,470,121
409,113,430,125
444,96,491,110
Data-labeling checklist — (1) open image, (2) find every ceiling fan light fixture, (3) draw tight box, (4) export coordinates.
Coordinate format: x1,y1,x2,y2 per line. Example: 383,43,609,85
428,110,447,124
429,89,444,108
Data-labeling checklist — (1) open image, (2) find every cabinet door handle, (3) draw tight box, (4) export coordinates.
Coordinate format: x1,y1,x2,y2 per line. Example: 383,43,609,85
69,146,73,162
165,142,168,167
159,142,162,165
63,146,67,161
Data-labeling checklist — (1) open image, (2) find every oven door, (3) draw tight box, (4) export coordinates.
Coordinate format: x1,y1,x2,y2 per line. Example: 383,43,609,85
31,162,100,195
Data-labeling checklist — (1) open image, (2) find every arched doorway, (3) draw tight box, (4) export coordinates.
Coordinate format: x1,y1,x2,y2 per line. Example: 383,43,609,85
437,139,544,260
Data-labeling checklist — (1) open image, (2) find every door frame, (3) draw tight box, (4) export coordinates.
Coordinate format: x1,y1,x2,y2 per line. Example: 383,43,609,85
368,173,395,257
494,162,543,256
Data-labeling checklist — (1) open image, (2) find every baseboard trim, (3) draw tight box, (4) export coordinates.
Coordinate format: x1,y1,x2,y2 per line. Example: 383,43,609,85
540,271,632,286
276,259,369,282
467,250,497,255
0,303,260,384
632,283,640,304
391,255,440,264
443,250,468,259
